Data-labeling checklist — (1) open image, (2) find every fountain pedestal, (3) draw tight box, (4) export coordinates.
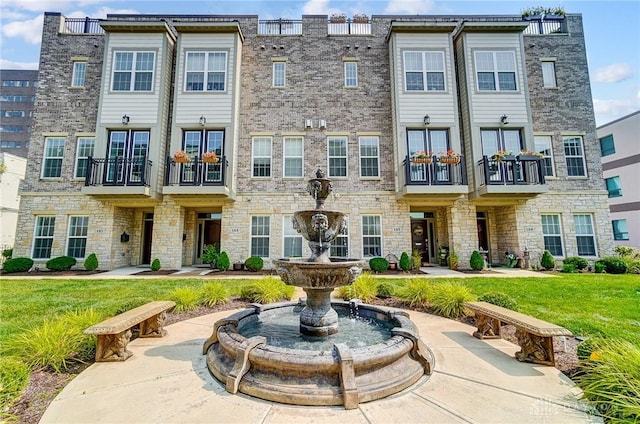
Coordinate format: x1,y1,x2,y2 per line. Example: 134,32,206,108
300,288,338,336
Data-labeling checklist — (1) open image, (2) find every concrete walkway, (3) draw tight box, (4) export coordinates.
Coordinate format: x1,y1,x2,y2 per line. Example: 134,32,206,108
40,308,597,423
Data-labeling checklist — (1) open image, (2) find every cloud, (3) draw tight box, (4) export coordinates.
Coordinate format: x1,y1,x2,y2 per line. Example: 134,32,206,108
1,0,109,13
0,14,44,44
303,0,331,14
0,7,30,20
593,96,640,125
593,63,633,83
385,0,435,14
0,58,39,70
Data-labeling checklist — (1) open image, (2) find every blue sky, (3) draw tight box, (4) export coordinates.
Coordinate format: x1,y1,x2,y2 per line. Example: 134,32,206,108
0,0,638,126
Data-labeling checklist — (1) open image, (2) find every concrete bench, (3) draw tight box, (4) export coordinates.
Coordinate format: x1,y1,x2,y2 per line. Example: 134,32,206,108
464,301,572,366
84,300,175,362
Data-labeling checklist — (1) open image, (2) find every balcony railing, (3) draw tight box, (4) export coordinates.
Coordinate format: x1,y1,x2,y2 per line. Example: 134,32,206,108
404,155,467,186
328,19,371,35
85,156,152,187
478,155,545,186
258,19,302,35
61,17,105,34
164,156,228,187
522,15,566,35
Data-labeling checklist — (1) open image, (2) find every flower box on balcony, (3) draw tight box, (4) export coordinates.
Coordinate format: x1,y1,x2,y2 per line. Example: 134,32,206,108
202,152,219,164
352,14,369,23
329,14,346,23
439,155,460,165
413,157,432,164
173,151,190,163
517,154,542,161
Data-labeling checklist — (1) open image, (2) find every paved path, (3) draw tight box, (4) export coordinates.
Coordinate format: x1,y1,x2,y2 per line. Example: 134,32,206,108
40,308,597,423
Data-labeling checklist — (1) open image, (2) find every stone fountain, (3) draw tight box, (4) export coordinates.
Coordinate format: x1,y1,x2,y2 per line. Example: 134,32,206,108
203,170,433,409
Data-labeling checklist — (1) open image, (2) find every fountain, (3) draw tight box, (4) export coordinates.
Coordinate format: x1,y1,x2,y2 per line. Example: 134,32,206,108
203,170,433,409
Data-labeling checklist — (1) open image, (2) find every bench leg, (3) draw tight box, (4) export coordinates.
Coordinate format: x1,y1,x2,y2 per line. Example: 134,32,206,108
140,311,168,338
472,313,501,339
95,330,133,362
514,328,555,366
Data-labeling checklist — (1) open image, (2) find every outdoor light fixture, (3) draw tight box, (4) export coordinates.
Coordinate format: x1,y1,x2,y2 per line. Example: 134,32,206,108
501,114,509,125
120,231,130,243
318,119,326,129
305,119,313,129
199,115,206,126
121,115,130,125
423,115,430,125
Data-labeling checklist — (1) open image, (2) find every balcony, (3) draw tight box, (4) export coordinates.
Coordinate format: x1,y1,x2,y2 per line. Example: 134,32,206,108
328,18,371,35
82,156,156,203
258,19,302,35
163,156,233,203
472,155,548,202
522,15,566,35
399,155,468,202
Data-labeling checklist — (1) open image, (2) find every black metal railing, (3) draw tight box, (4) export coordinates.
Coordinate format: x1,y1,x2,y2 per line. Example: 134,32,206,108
405,155,467,186
522,15,566,35
328,19,371,35
61,17,105,34
478,155,545,186
164,156,228,187
258,19,302,35
85,156,152,187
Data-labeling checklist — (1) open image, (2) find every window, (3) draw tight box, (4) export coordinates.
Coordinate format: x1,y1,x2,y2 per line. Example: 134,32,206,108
1,110,25,117
283,136,303,178
612,219,629,241
283,216,303,257
0,126,24,133
541,214,563,256
605,176,622,198
42,137,65,178
273,61,286,87
362,215,382,257
475,51,517,91
185,51,226,91
0,96,28,102
75,137,95,178
112,51,155,91
72,62,86,87
2,80,29,87
344,61,358,87
481,129,522,156
252,137,272,177
181,129,224,183
563,136,586,177
404,51,445,91
251,216,270,257
67,216,89,258
534,135,555,177
541,61,557,88
328,136,348,177
33,216,55,259
574,214,597,256
106,130,150,184
359,136,379,178
599,134,615,156
330,216,349,258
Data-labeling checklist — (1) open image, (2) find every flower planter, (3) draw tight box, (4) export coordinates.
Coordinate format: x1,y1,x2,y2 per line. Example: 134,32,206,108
492,155,516,162
202,157,219,164
413,157,432,164
517,155,542,161
439,156,460,165
233,263,244,271
174,157,190,163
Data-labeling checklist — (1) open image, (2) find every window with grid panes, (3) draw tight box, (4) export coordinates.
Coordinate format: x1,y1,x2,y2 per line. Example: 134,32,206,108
273,61,286,87
252,137,272,177
563,136,586,177
574,214,597,256
362,215,382,257
475,51,517,91
67,216,89,258
534,135,554,177
541,214,563,256
251,216,270,257
330,216,349,258
185,52,226,91
283,216,303,257
344,61,357,87
112,51,154,91
359,136,379,177
283,136,303,178
42,137,65,178
404,51,445,91
33,216,55,259
75,137,95,178
328,136,347,177
72,62,86,87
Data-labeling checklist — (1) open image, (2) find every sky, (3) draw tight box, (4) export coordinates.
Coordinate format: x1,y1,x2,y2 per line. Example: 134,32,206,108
0,0,638,126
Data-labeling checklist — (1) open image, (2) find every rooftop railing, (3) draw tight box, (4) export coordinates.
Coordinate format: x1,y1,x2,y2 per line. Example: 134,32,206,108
522,15,566,35
328,18,371,35
258,19,302,35
60,17,105,34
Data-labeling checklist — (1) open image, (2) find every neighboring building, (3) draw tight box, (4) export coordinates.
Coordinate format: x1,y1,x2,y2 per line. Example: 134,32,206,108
0,152,27,250
13,12,614,270
0,69,38,158
597,110,640,249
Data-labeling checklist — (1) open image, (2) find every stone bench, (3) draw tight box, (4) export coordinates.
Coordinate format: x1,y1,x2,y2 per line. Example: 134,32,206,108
84,300,175,362
464,301,572,366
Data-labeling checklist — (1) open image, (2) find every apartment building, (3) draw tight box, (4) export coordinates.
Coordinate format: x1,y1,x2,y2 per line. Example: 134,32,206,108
0,69,38,158
597,110,640,248
0,152,27,250
12,12,614,270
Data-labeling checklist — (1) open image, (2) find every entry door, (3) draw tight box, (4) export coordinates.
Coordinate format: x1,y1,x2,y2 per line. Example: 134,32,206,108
411,219,436,264
195,218,221,264
106,130,149,184
142,213,153,265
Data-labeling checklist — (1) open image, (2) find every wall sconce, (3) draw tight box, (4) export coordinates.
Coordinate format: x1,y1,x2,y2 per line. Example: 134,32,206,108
423,115,430,125
199,115,206,126
121,115,130,125
182,233,187,242
500,114,509,125
305,119,313,129
120,231,130,243
318,119,326,129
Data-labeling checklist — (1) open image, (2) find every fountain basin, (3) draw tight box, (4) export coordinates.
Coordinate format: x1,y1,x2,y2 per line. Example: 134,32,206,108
203,301,434,409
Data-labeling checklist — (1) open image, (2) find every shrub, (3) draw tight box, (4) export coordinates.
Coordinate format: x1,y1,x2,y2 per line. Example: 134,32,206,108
200,282,229,307
540,250,555,270
397,278,433,308
470,251,484,271
575,338,640,422
151,258,161,271
430,281,475,319
615,245,640,259
240,276,293,303
576,336,604,362
84,253,98,271
202,244,219,267
335,272,378,302
412,249,422,270
244,256,264,272
561,263,578,273
2,257,33,273
0,357,30,407
399,252,412,272
477,292,518,311
46,256,77,271
217,251,231,271
448,249,459,270
376,281,395,298
168,286,200,312
368,257,389,273
1,248,13,259
563,256,589,270
595,257,628,274
620,256,640,274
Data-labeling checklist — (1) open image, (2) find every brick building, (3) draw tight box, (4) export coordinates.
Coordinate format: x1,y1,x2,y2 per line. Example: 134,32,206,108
12,12,613,270
0,69,38,158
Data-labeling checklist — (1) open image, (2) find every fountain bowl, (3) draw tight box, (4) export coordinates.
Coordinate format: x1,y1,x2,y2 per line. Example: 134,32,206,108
273,257,365,289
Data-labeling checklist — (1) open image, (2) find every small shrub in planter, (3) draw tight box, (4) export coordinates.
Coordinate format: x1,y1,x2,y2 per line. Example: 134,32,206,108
244,256,264,272
563,256,589,270
2,257,34,273
2,248,13,259
397,278,433,308
399,252,412,271
202,244,219,268
46,256,77,271
169,286,200,312
200,282,229,307
470,251,484,271
477,292,518,311
240,276,294,303
430,282,475,319
84,253,98,271
217,251,230,271
368,256,389,273
151,258,161,271
595,257,627,274
540,250,555,270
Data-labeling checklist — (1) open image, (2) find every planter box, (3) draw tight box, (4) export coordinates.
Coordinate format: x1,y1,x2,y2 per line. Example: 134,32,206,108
517,155,541,161
233,263,244,271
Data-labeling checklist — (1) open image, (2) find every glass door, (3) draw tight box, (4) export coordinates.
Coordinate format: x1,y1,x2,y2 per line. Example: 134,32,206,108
195,212,221,264
106,130,149,184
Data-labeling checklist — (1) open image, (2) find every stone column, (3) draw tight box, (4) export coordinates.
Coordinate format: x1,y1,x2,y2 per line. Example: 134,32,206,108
447,198,477,268
152,198,185,269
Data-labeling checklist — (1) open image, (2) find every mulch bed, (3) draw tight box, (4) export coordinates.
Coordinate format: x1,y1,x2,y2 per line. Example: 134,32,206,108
0,270,107,277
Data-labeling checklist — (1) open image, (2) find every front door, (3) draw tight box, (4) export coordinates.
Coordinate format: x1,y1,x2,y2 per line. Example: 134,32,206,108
142,212,153,265
195,213,221,264
411,218,437,264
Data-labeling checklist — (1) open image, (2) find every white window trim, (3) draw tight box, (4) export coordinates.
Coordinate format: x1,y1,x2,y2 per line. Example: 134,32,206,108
330,215,350,258
111,51,156,92
344,61,358,88
283,136,304,178
250,216,271,258
403,51,446,92
541,214,564,257
272,61,286,87
563,135,587,178
573,214,598,257
534,135,555,177
66,215,89,259
32,216,56,259
327,136,349,178
541,60,557,88
474,50,517,92
252,136,272,178
184,51,228,92
74,136,95,179
41,137,65,179
359,136,380,178
282,215,304,258
71,61,87,88
361,215,383,258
